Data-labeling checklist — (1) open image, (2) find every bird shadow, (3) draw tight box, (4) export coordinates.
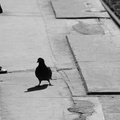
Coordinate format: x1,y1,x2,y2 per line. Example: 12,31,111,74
25,84,48,93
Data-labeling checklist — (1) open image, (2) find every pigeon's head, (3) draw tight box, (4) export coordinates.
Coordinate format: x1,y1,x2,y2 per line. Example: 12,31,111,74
37,58,45,64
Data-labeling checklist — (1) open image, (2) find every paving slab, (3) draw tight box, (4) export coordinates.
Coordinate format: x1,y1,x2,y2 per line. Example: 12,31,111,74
59,68,86,96
99,96,120,120
79,62,120,93
67,34,120,93
67,35,120,62
51,0,110,19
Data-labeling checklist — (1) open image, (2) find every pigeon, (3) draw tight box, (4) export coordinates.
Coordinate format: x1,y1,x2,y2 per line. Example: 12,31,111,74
0,4,3,13
35,58,52,86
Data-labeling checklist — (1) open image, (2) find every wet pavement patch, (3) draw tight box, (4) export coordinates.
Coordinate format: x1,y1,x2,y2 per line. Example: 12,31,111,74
68,100,95,119
72,21,105,35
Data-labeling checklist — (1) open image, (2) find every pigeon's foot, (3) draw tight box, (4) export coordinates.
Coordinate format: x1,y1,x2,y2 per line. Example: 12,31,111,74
37,84,40,87
49,84,53,86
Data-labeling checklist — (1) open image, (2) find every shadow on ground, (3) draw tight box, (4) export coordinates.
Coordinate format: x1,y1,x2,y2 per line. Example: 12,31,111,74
25,84,48,92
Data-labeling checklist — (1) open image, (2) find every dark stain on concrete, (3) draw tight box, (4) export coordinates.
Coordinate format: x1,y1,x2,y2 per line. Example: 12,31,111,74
72,21,105,35
68,100,95,120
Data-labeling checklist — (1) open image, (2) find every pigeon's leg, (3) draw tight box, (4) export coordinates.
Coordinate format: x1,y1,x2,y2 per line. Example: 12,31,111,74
48,79,52,86
38,81,41,86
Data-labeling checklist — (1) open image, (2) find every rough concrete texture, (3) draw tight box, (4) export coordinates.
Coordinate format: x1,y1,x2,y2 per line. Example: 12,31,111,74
67,34,120,93
100,19,120,36
99,96,120,120
0,15,53,71
59,69,86,96
67,35,120,62
51,0,110,18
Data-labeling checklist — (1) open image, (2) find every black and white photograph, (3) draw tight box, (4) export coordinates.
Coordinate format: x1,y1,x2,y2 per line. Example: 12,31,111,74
0,0,120,119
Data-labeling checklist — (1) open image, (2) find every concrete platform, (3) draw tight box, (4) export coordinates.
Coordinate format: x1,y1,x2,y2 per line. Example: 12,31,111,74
51,0,110,19
67,34,120,93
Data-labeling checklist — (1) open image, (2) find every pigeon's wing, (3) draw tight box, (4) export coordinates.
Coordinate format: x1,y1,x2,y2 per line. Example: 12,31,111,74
47,67,52,79
35,67,39,79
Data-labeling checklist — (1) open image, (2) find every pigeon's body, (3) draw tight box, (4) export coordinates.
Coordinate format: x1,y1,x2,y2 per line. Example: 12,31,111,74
35,58,52,86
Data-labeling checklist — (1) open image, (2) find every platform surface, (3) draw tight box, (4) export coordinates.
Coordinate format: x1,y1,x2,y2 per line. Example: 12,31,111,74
67,34,120,93
51,0,110,18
